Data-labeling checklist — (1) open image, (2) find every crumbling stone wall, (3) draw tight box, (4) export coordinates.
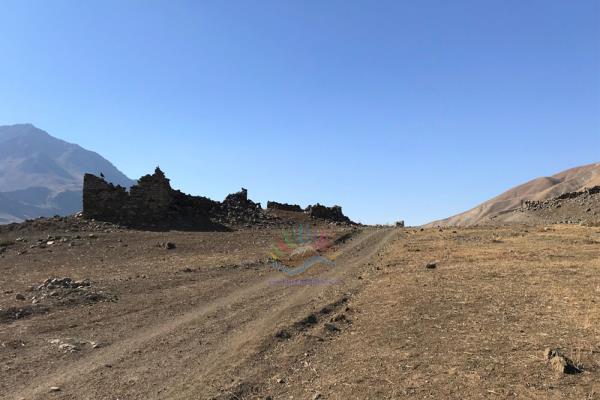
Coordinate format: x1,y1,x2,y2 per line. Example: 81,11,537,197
305,203,352,224
82,175,129,222
83,168,275,229
212,188,266,225
83,167,354,229
266,201,303,212
83,168,217,229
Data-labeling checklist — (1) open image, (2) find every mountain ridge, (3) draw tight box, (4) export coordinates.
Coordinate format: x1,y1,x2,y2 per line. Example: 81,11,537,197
0,124,135,223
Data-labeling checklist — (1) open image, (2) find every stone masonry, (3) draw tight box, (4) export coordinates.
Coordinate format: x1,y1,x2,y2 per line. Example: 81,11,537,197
83,167,354,229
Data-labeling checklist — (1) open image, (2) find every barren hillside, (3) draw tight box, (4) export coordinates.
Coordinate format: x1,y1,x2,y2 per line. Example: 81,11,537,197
427,162,600,227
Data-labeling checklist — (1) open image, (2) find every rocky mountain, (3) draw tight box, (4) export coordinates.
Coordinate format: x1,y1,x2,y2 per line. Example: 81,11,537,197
0,124,135,224
427,162,600,227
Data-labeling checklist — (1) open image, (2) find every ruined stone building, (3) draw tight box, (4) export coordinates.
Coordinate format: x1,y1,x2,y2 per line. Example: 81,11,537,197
83,167,354,230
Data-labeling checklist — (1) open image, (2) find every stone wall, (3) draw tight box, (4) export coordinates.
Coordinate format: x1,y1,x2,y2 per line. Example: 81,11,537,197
82,174,130,222
83,167,354,229
83,168,218,230
266,201,303,213
305,203,352,224
83,168,279,230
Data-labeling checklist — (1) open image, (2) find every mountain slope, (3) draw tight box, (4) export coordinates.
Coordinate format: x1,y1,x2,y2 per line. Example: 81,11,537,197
427,162,600,227
0,124,135,223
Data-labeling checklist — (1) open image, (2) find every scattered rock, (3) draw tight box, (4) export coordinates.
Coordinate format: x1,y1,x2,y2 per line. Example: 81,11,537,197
50,338,101,352
425,262,437,269
59,342,80,352
275,329,291,340
544,348,582,374
0,215,123,236
49,386,61,392
15,293,26,301
324,322,340,332
157,241,177,249
0,305,47,323
30,277,115,307
37,277,91,290
1,339,26,349
332,313,349,323
294,313,319,330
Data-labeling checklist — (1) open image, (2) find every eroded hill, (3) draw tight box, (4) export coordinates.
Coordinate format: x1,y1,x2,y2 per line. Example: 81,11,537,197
428,162,600,227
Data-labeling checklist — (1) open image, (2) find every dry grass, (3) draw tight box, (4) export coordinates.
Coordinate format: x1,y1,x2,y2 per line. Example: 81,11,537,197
254,225,600,399
0,238,14,247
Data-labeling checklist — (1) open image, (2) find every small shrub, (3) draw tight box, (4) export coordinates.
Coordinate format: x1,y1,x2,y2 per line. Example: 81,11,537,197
0,239,15,247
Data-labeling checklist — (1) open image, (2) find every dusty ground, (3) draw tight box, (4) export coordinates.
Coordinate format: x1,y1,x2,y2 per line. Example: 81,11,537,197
1,223,599,399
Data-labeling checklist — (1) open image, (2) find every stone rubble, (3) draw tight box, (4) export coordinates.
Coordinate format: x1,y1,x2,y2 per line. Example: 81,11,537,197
515,185,600,225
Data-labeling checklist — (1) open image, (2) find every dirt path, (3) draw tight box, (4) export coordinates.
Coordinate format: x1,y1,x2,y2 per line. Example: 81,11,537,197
10,227,395,400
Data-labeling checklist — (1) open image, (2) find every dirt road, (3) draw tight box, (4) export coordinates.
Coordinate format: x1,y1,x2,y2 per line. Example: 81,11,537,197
1,226,395,400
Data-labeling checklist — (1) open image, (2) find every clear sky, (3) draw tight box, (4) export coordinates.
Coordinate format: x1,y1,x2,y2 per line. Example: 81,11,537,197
1,0,598,225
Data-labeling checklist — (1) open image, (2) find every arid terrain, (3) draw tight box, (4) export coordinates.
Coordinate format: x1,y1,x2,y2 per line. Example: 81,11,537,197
1,215,599,399
429,163,600,227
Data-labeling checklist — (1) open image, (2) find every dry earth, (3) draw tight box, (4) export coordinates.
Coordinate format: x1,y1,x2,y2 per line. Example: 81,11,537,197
1,223,599,399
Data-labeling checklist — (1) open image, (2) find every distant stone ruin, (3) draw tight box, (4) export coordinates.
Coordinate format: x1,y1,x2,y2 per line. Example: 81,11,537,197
266,201,303,212
267,201,354,224
214,188,266,225
83,168,354,230
305,204,352,224
84,168,218,230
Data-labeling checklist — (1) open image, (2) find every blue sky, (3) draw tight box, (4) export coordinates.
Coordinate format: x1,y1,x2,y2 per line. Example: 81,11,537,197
1,0,598,225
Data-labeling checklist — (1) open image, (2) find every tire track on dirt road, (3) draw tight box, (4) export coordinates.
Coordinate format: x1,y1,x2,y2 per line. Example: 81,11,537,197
167,228,398,399
14,228,396,400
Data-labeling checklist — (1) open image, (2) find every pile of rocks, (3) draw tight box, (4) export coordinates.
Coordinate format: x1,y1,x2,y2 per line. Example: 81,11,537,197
27,277,116,305
35,277,91,291
522,186,600,212
49,337,103,353
212,188,278,227
514,185,600,225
